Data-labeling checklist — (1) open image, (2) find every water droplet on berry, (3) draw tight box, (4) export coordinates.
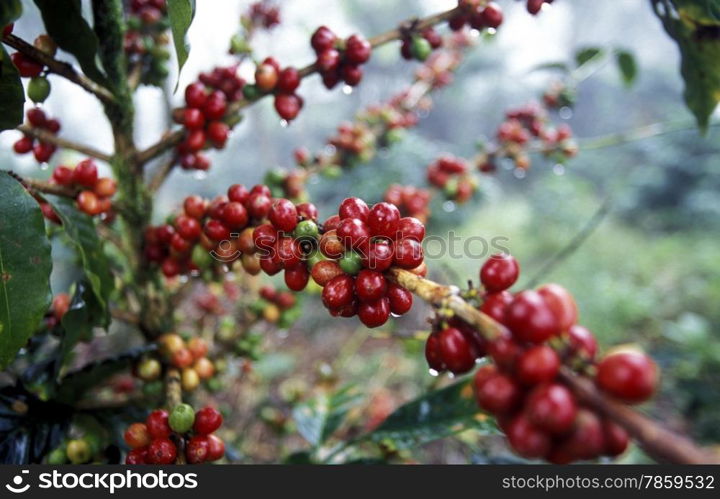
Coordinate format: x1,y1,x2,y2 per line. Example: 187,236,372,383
190,269,200,277
342,85,353,95
193,170,207,180
324,144,337,155
553,164,565,175
39,163,49,171
442,200,456,212
447,372,455,379
279,119,289,128
179,275,189,283
428,368,439,377
559,106,573,119
390,312,401,318
513,168,527,179
487,28,497,35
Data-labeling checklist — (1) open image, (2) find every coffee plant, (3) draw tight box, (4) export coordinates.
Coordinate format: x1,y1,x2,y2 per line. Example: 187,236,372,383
0,0,718,466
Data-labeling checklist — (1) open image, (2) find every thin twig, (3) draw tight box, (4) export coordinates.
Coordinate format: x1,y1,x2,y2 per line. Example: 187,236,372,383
4,171,78,198
17,125,113,162
387,267,719,464
147,153,178,193
1,34,115,104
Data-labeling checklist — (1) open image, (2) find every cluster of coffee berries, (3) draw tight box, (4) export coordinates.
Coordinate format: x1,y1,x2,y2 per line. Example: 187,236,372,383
240,57,303,122
245,1,280,30
46,433,108,465
426,155,477,203
449,1,504,32
252,285,300,327
491,103,577,171
144,185,274,278
384,184,432,223
124,406,224,464
51,159,117,217
124,0,171,86
198,65,246,103
312,198,423,327
311,26,372,90
400,27,442,62
42,293,70,329
526,0,554,15
542,81,575,110
143,334,216,392
13,107,61,163
263,168,307,202
426,254,658,462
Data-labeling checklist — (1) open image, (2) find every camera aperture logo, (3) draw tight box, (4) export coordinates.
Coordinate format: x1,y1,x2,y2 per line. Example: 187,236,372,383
5,469,198,495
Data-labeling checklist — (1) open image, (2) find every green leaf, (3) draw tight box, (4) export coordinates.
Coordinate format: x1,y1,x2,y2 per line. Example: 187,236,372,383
530,62,570,73
0,173,52,369
32,0,108,86
292,386,361,447
654,0,720,132
56,282,105,375
45,196,112,322
365,379,496,450
615,50,638,87
56,345,154,403
167,0,195,88
0,0,22,26
0,44,24,131
574,47,604,67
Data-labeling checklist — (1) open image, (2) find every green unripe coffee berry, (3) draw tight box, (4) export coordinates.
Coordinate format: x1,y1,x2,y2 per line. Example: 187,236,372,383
243,84,260,101
265,168,287,186
169,403,195,433
320,165,343,179
293,220,319,240
66,439,92,464
191,244,213,269
28,76,51,103
47,445,67,465
306,247,327,268
339,250,363,275
142,380,164,398
410,36,432,61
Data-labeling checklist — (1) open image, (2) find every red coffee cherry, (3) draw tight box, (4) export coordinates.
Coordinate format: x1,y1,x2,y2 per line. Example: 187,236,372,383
73,159,99,188
363,240,394,271
527,0,545,15
94,178,117,198
387,283,412,315
296,202,318,221
425,332,446,372
13,136,33,154
488,330,522,372
554,408,605,461
11,52,44,77
161,258,181,278
277,67,301,93
345,34,372,64
341,64,363,86
203,90,227,120
145,409,171,439
475,372,521,415
358,297,390,328
319,230,344,258
285,265,310,291
321,274,355,309
480,254,519,292
183,107,205,129
204,219,231,241
220,202,249,229
194,406,223,435
516,345,560,385
339,197,370,221
311,260,344,286
125,447,148,465
207,121,230,147
186,435,210,464
227,184,249,204
396,217,425,241
596,350,658,404
311,26,337,53
185,82,207,108
566,324,597,359
175,215,201,240
393,238,423,269
146,438,177,464
206,434,225,461
336,218,371,249
506,414,552,459
247,192,272,219
355,270,387,302
479,291,512,324
504,290,559,343
367,202,400,238
274,93,303,121
317,48,341,73
183,195,206,219
255,63,279,91
124,423,152,449
481,2,504,28
269,198,298,232
525,383,577,434
602,420,629,457
77,191,101,216
437,326,477,374
537,283,577,331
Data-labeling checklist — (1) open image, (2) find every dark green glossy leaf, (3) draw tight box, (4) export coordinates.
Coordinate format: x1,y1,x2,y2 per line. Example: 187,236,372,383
292,386,361,447
615,50,638,87
167,0,195,88
0,0,21,27
56,281,105,376
531,62,570,73
653,0,720,132
574,47,604,67
0,173,52,368
56,345,155,403
365,379,496,450
45,196,112,322
32,0,108,86
0,44,25,131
